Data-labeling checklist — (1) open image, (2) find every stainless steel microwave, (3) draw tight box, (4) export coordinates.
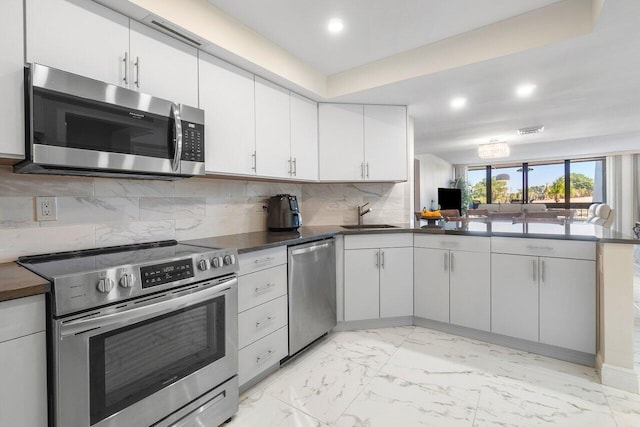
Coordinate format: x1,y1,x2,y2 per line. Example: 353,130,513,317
14,63,205,180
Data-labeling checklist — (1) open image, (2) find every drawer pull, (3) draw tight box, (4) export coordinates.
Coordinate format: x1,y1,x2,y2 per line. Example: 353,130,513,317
254,283,275,294
255,316,273,328
256,349,274,364
526,245,554,251
254,256,275,264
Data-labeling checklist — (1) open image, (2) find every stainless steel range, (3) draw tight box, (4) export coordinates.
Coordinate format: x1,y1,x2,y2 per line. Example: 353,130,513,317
19,240,239,427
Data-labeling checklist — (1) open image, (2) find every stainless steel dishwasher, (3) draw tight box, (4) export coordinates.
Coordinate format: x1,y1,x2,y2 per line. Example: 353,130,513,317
288,238,337,355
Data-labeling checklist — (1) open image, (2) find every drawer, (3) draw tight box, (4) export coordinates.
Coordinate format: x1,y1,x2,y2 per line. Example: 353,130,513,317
238,246,287,276
0,295,45,343
238,295,288,349
238,264,287,313
491,237,595,260
414,234,489,253
345,233,413,250
239,326,288,387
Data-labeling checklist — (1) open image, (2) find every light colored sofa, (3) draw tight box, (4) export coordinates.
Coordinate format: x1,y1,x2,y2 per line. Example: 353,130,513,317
477,203,547,214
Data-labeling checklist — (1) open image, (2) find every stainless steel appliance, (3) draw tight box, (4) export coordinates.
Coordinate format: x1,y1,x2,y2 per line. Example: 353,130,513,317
19,241,239,427
267,194,302,231
287,239,336,355
14,63,205,180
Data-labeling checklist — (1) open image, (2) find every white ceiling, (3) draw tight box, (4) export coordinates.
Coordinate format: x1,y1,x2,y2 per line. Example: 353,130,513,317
206,0,640,165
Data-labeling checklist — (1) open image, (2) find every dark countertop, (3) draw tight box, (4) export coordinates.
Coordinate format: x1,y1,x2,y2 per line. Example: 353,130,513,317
0,262,50,302
182,220,638,253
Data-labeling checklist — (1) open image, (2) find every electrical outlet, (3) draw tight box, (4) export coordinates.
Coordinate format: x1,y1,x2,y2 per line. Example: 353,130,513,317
36,196,58,221
256,203,268,213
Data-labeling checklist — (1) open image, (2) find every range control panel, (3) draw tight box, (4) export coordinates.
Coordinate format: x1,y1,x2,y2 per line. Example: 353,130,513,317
141,259,194,288
181,122,204,162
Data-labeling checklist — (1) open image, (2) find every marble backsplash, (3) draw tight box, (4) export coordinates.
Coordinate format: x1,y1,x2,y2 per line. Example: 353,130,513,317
0,166,410,262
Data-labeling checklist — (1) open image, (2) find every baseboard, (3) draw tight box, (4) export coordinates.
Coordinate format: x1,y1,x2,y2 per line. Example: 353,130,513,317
334,316,414,331
239,363,280,395
601,363,640,393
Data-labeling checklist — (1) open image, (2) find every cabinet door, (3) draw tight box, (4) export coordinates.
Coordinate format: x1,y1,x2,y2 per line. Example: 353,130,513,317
290,93,318,181
380,247,413,318
450,250,490,331
491,254,539,342
364,105,407,181
0,332,47,427
26,0,129,87
414,247,450,323
318,103,364,181
199,52,256,175
539,258,596,354
344,249,380,321
255,77,291,178
0,0,24,158
129,21,198,106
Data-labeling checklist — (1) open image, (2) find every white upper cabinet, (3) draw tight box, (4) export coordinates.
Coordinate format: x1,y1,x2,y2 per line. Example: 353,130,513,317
129,21,198,106
364,105,407,181
255,77,291,179
0,0,24,158
26,0,130,87
319,103,407,182
319,103,365,181
290,93,318,181
199,52,256,176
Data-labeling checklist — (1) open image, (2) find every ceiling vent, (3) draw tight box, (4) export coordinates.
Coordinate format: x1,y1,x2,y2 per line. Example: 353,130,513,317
142,15,207,48
517,126,544,135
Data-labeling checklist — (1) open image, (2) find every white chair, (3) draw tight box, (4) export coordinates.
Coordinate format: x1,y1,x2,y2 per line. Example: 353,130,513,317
586,203,614,229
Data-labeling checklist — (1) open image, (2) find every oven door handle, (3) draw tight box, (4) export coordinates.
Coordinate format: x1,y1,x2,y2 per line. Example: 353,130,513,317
60,278,236,338
171,102,183,172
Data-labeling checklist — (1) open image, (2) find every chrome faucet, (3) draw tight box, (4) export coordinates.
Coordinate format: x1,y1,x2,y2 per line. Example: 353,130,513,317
357,203,372,225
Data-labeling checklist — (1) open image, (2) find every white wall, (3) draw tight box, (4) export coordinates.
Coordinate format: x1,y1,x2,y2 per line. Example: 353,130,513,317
415,154,453,211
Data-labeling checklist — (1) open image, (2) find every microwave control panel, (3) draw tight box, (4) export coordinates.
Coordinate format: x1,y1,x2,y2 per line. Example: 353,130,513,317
181,122,204,162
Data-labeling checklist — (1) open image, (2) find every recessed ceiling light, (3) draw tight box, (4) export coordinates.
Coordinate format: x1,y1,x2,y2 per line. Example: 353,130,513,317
450,97,467,110
516,83,537,98
327,18,344,34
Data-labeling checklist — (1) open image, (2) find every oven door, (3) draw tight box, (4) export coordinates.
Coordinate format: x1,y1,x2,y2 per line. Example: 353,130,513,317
53,277,238,427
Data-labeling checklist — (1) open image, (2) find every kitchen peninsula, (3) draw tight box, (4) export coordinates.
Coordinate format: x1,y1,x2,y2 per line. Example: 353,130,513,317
184,220,638,393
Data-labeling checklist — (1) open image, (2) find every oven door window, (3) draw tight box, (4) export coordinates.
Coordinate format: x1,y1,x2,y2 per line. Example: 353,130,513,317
33,88,174,159
89,296,225,425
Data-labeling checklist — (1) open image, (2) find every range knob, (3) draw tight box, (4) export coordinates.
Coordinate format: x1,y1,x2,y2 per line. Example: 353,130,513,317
198,259,210,271
97,278,114,293
119,274,133,288
211,257,222,268
223,255,233,266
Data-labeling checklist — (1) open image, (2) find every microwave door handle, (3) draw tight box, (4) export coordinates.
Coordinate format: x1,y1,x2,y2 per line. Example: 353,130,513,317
171,103,183,172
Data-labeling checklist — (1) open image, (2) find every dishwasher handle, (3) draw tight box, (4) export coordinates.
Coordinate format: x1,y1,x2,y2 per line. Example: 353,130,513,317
290,241,333,256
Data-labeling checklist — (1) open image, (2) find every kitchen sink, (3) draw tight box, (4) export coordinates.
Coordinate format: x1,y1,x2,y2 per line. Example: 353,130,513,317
341,224,399,229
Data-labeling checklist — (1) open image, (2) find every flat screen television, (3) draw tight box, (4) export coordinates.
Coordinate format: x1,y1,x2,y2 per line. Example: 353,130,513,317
438,188,462,212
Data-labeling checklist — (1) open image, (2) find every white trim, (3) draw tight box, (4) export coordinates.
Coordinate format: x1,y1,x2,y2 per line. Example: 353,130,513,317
601,363,639,393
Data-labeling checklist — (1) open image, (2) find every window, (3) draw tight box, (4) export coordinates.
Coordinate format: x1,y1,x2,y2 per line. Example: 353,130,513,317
467,168,487,204
569,158,605,218
491,166,523,203
527,162,565,205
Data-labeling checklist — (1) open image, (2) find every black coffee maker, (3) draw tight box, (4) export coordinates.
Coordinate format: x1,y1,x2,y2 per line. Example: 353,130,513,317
267,194,302,231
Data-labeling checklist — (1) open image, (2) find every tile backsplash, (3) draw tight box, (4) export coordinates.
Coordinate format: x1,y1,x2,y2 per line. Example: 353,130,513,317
0,166,410,262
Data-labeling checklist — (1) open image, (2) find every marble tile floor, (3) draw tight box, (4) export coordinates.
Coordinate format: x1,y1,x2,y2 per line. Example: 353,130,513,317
227,326,640,427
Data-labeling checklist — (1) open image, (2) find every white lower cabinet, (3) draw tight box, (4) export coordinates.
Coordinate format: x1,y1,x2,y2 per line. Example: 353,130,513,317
343,234,413,321
414,236,491,331
491,238,596,354
237,247,288,387
0,296,47,427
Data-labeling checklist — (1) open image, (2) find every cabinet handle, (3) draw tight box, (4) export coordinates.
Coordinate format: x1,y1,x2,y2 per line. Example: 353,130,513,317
381,251,385,268
293,157,297,176
122,51,128,84
254,256,274,264
366,162,370,179
256,349,273,364
254,283,275,294
255,316,273,328
375,251,379,268
134,56,140,88
540,260,545,284
532,259,538,282
444,252,449,271
360,163,364,179
526,245,553,251
251,151,257,171
450,252,454,272
288,158,292,175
